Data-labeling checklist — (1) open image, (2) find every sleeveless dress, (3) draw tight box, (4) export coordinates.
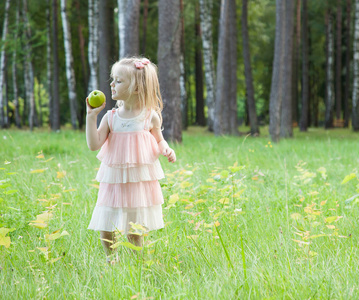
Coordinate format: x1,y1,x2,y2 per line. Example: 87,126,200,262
88,108,165,233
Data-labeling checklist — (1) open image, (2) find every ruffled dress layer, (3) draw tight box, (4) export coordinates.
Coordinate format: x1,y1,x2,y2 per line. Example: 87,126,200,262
88,109,165,233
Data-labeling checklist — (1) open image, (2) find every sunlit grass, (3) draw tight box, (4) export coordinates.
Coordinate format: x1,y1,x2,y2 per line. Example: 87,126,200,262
1,126,359,299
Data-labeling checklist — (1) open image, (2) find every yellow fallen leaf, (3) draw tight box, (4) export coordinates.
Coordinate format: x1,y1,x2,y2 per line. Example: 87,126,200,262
168,193,179,204
88,184,99,189
185,204,194,209
57,171,66,179
290,213,301,220
36,154,45,159
30,168,48,174
218,198,229,204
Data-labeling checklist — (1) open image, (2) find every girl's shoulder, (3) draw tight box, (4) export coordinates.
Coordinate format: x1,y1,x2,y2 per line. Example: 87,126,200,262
150,110,161,130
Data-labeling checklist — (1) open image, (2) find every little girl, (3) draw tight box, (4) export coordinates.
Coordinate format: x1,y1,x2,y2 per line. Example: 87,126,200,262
86,57,176,259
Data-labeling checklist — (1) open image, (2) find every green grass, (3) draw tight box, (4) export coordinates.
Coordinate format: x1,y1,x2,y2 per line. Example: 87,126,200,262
1,126,359,299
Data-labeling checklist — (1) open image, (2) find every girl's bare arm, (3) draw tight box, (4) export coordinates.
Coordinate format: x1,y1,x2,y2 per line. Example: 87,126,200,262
150,113,176,163
86,99,110,151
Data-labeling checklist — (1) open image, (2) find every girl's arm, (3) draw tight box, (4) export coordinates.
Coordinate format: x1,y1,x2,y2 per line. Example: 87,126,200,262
86,98,110,151
150,113,176,163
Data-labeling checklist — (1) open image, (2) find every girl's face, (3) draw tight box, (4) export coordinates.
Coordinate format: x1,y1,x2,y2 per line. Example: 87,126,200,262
110,65,132,101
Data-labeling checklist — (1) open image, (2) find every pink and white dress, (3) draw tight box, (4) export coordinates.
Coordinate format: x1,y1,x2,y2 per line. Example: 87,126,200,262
88,108,165,233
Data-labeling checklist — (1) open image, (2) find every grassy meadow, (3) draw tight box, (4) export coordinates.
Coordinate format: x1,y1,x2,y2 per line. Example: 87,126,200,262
1,126,359,299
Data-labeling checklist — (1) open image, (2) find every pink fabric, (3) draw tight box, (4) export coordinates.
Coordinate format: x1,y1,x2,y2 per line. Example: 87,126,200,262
97,181,164,208
96,131,160,167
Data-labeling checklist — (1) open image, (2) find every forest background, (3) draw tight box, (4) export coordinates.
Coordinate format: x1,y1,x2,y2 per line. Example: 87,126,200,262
0,0,357,142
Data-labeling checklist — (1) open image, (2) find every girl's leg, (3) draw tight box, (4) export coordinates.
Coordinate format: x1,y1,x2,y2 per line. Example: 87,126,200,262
100,231,114,256
127,234,143,248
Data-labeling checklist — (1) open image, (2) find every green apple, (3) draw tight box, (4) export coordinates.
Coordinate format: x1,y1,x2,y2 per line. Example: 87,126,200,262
88,90,106,108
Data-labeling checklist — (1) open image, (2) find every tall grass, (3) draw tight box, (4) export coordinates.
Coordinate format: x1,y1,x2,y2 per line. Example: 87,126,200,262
1,126,359,299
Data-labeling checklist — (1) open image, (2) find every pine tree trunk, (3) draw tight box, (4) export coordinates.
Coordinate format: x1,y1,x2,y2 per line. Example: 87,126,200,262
280,0,294,138
292,0,301,125
60,0,78,129
195,4,205,126
23,0,36,131
75,0,87,129
123,0,140,56
4,67,9,127
0,0,10,128
300,0,309,131
52,0,60,131
336,0,342,121
13,0,21,128
269,0,286,142
199,0,216,131
180,0,188,129
118,0,127,58
88,0,99,93
228,0,238,135
46,0,53,128
214,0,230,135
242,0,259,136
37,79,43,127
325,9,335,129
158,0,182,142
344,0,351,127
352,0,359,130
142,0,149,55
97,0,115,126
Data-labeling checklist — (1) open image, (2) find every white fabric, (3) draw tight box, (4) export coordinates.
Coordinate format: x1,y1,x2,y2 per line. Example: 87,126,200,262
96,159,164,183
110,109,152,132
87,205,164,233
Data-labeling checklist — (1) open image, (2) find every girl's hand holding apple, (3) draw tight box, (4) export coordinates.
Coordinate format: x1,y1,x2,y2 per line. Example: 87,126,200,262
86,97,106,116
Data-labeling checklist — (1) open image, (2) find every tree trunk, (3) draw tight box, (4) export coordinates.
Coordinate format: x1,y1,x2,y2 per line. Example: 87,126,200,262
352,0,359,130
325,9,335,129
158,0,182,142
23,0,36,131
199,0,216,132
300,0,309,131
97,0,115,126
88,0,99,93
46,0,53,128
336,0,343,121
280,0,294,138
123,0,140,56
118,0,128,58
269,0,286,142
0,0,10,128
195,3,205,126
292,0,301,126
37,79,43,127
228,0,238,135
60,0,78,129
215,0,238,135
75,0,87,129
142,0,149,55
52,0,60,131
214,0,230,135
242,0,259,136
344,0,351,127
13,0,21,128
180,0,188,129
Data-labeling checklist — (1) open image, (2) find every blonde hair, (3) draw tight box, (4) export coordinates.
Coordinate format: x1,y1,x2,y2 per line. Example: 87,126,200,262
111,57,163,124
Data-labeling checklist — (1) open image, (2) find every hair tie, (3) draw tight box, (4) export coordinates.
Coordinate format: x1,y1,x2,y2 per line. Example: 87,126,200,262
134,58,151,69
